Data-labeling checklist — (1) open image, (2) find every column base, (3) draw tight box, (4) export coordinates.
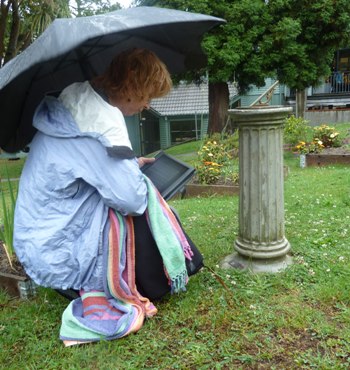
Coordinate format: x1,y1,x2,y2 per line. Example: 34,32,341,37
235,237,291,259
221,252,293,273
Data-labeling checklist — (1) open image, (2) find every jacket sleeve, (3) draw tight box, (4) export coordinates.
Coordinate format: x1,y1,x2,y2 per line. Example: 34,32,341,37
69,137,148,216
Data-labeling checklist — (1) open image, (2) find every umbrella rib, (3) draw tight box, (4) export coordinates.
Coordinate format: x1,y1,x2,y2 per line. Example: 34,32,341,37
51,36,105,76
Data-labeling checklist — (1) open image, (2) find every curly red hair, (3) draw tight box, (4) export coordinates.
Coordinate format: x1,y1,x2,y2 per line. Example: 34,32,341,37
92,48,172,101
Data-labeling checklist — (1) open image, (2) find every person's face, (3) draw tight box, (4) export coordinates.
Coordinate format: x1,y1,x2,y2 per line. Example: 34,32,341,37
111,95,150,116
125,96,151,116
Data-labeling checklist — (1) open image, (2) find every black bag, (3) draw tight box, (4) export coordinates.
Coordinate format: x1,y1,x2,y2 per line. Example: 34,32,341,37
134,211,203,301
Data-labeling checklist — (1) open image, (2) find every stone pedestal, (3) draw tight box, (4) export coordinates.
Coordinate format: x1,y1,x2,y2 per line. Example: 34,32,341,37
222,106,293,273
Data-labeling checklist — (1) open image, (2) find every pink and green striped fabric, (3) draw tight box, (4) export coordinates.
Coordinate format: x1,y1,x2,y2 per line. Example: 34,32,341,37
59,176,191,346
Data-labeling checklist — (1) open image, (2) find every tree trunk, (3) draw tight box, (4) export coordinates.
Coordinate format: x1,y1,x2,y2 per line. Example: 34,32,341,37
4,0,20,64
0,1,10,65
295,89,307,118
208,81,229,134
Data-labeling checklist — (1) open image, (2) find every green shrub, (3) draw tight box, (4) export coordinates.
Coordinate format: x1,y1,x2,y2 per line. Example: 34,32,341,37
284,115,312,146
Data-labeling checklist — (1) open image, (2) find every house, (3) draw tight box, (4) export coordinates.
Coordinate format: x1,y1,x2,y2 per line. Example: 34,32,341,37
235,48,350,125
231,78,286,108
291,47,350,124
126,81,237,156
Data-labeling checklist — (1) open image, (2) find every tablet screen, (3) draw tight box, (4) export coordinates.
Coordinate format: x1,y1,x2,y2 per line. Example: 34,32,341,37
141,151,195,200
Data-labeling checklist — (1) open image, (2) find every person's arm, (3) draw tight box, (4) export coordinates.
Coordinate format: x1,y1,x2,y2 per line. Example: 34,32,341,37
72,138,148,216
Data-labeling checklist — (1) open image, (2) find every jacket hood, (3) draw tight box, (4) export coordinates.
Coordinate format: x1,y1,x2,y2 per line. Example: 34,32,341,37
33,96,81,139
33,82,135,158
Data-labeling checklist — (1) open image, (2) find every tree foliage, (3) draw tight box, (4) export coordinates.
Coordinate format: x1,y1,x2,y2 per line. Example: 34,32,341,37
0,0,121,67
263,0,350,91
0,0,70,66
136,0,270,93
136,0,350,130
135,0,273,132
70,0,121,17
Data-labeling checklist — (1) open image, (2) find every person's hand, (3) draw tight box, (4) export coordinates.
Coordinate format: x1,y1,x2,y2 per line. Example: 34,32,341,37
138,156,155,168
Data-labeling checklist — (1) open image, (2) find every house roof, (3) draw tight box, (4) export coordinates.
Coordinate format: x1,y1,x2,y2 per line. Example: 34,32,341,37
150,81,237,116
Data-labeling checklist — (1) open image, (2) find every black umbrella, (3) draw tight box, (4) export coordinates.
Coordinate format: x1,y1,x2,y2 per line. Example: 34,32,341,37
0,6,224,152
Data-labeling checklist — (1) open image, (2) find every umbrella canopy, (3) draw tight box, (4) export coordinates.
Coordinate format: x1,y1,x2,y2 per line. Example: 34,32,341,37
0,6,224,152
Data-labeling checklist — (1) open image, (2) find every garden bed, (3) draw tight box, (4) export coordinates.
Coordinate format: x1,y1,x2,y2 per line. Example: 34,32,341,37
0,241,36,299
306,147,350,167
184,165,289,198
185,183,239,197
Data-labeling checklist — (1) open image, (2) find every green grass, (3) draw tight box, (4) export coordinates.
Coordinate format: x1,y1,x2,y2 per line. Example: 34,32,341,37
0,158,26,179
0,179,19,226
164,140,202,165
164,140,202,156
1,135,350,368
330,122,350,137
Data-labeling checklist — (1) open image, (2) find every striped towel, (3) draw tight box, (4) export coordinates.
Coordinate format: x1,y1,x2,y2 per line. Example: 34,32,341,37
59,176,191,346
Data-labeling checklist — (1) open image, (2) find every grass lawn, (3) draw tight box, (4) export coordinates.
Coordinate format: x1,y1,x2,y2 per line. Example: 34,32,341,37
1,133,350,368
0,158,26,179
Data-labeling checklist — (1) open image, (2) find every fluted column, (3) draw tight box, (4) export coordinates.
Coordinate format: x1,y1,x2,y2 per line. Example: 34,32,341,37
222,106,293,273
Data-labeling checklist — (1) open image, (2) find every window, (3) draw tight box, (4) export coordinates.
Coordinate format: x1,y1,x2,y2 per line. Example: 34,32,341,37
336,49,350,71
170,120,198,145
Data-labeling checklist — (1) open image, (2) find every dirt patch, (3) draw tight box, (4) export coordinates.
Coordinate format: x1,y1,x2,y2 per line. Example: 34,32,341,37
190,176,238,186
0,241,26,276
320,146,350,155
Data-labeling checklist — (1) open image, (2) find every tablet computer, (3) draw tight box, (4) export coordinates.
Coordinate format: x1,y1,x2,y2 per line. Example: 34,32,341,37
141,151,195,200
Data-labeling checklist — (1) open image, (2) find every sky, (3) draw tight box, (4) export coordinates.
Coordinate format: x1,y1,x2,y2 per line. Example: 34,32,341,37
69,1,135,11
116,0,134,8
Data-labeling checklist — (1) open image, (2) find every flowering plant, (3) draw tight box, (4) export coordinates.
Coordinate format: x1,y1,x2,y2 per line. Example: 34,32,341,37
195,160,222,184
195,135,236,185
294,140,324,154
312,124,341,148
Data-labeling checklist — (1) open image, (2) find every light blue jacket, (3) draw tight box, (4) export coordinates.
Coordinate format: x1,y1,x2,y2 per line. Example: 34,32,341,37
14,96,147,290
